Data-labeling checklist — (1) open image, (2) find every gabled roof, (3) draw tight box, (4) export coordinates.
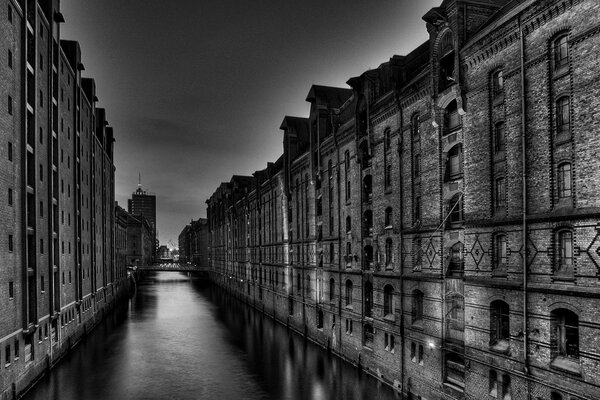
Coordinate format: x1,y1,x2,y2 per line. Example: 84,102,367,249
305,85,353,109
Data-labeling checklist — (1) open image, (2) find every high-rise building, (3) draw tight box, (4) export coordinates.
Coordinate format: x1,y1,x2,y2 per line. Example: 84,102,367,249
0,1,126,397
127,185,156,252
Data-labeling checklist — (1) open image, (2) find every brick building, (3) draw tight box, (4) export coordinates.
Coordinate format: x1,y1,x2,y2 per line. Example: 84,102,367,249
0,1,125,397
207,1,600,399
127,185,156,255
178,218,209,267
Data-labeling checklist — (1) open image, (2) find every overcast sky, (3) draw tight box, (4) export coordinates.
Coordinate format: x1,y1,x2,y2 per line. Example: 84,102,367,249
60,0,439,247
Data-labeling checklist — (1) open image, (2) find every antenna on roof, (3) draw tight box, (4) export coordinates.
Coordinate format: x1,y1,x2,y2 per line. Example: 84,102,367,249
138,172,142,189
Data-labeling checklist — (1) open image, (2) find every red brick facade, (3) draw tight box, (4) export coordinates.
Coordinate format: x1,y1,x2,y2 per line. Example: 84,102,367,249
208,1,600,399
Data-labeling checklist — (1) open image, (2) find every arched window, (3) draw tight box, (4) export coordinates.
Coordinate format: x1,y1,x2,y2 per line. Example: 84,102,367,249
329,278,335,301
385,239,393,267
556,229,573,275
384,128,391,151
385,207,393,228
345,216,351,233
411,113,420,139
490,300,510,352
551,308,579,361
384,285,394,316
553,34,569,70
444,100,460,134
494,122,506,154
555,96,570,134
364,281,373,317
345,280,353,306
492,70,504,97
412,290,424,323
557,162,572,199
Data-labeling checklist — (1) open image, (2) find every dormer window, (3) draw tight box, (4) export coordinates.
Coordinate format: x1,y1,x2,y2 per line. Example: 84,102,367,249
439,31,455,91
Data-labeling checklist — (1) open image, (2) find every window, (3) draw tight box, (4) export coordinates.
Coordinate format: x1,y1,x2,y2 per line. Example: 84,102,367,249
448,194,463,225
411,342,417,362
444,100,460,133
385,239,393,267
447,293,464,331
418,345,424,365
495,122,506,153
5,345,10,366
493,234,507,272
8,142,11,161
412,290,424,323
8,4,12,22
346,216,351,233
385,207,393,228
329,243,334,263
446,145,462,180
8,95,13,115
364,281,373,317
39,90,43,107
414,154,421,178
346,242,352,265
8,49,12,69
553,34,569,70
557,163,572,198
385,164,392,188
489,370,498,397
556,230,573,275
8,281,14,298
329,278,335,302
411,113,420,139
495,178,506,210
490,301,510,352
414,196,421,221
551,393,563,400
439,31,455,91
345,280,353,306
8,234,13,251
502,375,511,400
383,285,394,316
8,188,12,206
551,309,579,362
492,70,504,97
384,128,391,151
555,96,570,134
317,310,323,329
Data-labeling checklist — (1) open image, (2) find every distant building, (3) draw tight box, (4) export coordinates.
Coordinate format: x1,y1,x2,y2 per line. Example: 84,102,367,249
121,212,154,267
115,203,128,278
178,218,208,267
128,186,156,254
158,245,171,260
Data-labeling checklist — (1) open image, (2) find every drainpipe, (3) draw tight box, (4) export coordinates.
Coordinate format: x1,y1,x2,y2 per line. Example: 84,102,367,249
333,110,343,354
396,97,405,395
519,15,530,378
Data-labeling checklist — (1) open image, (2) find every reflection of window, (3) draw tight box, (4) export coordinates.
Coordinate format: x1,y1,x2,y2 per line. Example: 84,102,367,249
553,35,569,70
384,285,394,316
345,280,353,306
557,163,572,198
556,96,570,134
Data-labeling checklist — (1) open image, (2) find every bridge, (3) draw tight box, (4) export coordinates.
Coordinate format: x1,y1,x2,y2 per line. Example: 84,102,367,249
136,262,210,274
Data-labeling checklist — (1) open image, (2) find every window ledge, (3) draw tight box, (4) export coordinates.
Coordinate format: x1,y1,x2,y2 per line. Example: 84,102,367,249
492,94,505,105
383,314,395,322
553,66,570,79
550,357,581,375
490,340,510,354
411,320,424,331
555,133,571,146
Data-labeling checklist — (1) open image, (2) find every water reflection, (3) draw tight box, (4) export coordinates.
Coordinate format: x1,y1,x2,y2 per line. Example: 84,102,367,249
24,272,399,400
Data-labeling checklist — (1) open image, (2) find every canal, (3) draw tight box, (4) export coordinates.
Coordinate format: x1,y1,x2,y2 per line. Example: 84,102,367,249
23,272,399,400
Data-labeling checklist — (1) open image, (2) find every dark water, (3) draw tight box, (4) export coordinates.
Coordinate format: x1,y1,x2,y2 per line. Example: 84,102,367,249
24,272,399,400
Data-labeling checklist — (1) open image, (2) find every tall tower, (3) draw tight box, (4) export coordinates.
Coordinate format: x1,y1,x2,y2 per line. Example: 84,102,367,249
127,179,157,253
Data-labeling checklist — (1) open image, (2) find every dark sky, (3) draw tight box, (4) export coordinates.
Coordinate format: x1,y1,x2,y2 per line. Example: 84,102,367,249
60,0,438,248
